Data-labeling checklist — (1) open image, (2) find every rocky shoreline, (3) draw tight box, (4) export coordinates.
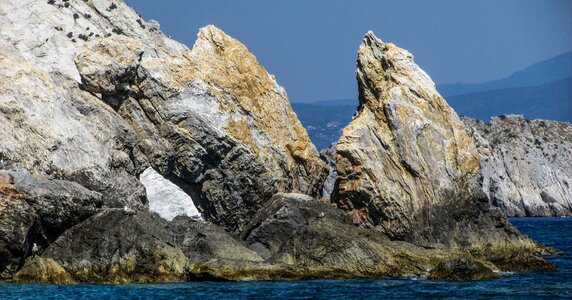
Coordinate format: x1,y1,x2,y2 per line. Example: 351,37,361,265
0,0,560,283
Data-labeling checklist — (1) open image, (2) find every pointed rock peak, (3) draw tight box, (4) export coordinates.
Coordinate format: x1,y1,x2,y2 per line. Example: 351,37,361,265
356,31,436,109
363,30,381,43
193,25,240,54
335,34,489,245
190,24,266,84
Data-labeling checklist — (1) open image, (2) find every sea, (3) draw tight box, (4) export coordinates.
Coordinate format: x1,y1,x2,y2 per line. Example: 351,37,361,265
1,217,570,299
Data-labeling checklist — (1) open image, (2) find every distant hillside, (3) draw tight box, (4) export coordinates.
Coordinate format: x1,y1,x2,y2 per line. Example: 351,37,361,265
448,77,572,122
438,50,572,97
291,101,357,150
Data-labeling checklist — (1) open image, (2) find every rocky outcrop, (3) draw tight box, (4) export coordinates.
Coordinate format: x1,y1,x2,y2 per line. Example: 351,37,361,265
0,0,556,283
72,25,326,233
462,115,572,216
190,193,553,280
98,25,327,231
0,0,325,279
42,210,189,283
333,32,528,249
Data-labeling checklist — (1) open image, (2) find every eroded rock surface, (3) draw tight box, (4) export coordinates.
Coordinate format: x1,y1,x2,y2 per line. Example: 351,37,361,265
428,257,500,281
0,170,102,279
74,26,327,232
13,257,74,284
43,210,189,283
0,0,326,279
333,32,528,248
191,193,551,281
462,115,572,216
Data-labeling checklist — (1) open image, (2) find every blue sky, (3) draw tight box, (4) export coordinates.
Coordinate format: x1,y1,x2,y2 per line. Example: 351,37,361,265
125,0,572,102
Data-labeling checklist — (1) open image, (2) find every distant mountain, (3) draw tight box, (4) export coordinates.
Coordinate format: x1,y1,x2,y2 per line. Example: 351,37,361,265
291,101,357,150
448,76,572,122
438,50,572,97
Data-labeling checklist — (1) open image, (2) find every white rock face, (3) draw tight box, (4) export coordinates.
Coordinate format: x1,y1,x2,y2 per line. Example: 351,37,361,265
463,115,572,216
140,167,202,221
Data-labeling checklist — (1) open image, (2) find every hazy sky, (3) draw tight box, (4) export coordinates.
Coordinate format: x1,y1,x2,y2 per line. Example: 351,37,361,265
125,0,572,102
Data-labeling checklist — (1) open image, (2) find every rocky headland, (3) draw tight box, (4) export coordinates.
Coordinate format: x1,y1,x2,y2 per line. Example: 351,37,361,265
0,0,556,283
462,115,572,217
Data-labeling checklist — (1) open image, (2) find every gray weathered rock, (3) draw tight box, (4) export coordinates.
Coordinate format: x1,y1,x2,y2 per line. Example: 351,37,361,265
192,193,552,281
0,170,102,279
320,145,338,200
40,209,262,283
42,209,188,283
462,115,572,216
168,216,263,263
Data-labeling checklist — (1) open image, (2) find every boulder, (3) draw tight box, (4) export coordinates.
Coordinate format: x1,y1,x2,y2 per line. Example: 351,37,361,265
428,257,499,281
13,256,74,284
0,171,103,279
42,210,189,283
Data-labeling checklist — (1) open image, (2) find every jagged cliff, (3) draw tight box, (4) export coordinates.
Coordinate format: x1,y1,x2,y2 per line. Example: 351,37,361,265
333,32,521,248
0,0,326,279
463,115,572,216
0,0,326,234
0,0,554,283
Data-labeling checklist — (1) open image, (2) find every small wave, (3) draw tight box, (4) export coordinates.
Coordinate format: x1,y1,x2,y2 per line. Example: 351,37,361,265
493,270,515,276
401,274,427,281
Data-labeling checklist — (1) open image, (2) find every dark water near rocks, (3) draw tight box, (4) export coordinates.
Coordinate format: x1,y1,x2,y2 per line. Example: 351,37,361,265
1,218,570,299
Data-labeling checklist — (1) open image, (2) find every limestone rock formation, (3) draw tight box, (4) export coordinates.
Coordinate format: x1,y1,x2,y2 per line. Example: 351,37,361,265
1,0,324,233
0,0,556,283
333,31,523,247
462,115,572,216
73,25,327,232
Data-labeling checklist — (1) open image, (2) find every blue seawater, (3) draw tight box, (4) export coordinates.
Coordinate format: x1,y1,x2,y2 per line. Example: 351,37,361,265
1,218,570,299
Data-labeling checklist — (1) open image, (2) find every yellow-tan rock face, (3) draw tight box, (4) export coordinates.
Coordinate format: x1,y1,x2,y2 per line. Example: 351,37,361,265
334,32,504,245
190,26,327,195
14,257,74,284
